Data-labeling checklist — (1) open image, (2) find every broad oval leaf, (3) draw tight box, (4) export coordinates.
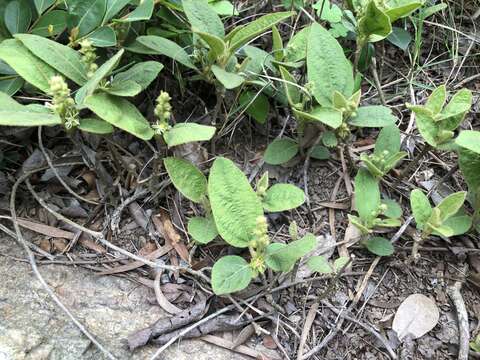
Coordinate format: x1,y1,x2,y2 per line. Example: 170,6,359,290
15,34,88,85
455,130,480,155
437,214,472,237
34,0,56,14
307,255,333,274
104,80,142,97
5,0,31,35
354,167,380,222
0,77,24,96
307,22,353,106
0,39,56,93
436,191,466,222
263,183,305,212
279,66,301,108
84,92,154,140
163,123,216,147
117,0,154,22
285,25,310,63
211,65,244,89
164,157,207,203
208,157,264,248
382,198,403,219
103,0,130,24
75,49,124,104
293,106,343,129
375,125,401,156
358,0,392,42
239,91,269,124
264,138,299,165
386,0,423,22
31,10,68,37
87,26,117,47
188,216,218,244
228,12,293,53
136,35,197,70
194,30,226,59
348,105,396,128
183,0,224,38
410,189,432,227
364,236,394,256
386,26,412,50
265,233,317,272
211,255,253,295
112,61,163,91
67,0,106,37
0,110,61,126
458,148,480,192
78,117,114,134
310,145,330,160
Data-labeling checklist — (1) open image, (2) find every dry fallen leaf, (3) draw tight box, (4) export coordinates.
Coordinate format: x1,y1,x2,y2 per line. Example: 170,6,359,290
392,294,440,341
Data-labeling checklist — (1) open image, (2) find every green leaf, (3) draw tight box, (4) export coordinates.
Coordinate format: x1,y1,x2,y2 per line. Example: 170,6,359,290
78,117,114,134
188,216,218,244
333,256,349,271
104,80,142,96
293,106,343,129
112,61,163,91
211,65,244,89
420,3,446,19
310,145,330,160
0,39,57,93
285,25,310,63
386,26,412,50
438,214,472,237
209,0,238,16
84,92,154,140
87,26,117,47
164,157,207,203
163,123,216,147
208,157,264,248
314,0,343,23
211,255,253,295
364,236,394,256
354,167,380,222
264,138,299,165
67,0,106,37
5,0,31,35
358,0,392,42
272,25,283,61
385,0,423,22
382,198,403,219
436,191,466,222
136,35,197,70
228,12,293,53
307,256,333,274
118,0,154,22
322,131,338,147
75,49,124,104
458,148,480,192
265,233,317,272
375,125,401,156
376,218,402,228
263,184,305,212
410,189,432,227
307,22,353,106
31,10,68,37
348,105,396,127
456,130,480,155
183,0,224,38
34,0,55,14
15,34,88,86
425,85,446,115
0,110,61,126
0,91,24,109
239,91,269,124
103,0,130,24
348,214,371,234
194,30,226,59
279,66,301,108
0,77,23,95
439,88,472,131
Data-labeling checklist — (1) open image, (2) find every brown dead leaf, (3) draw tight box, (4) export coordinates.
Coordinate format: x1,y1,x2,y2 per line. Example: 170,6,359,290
17,218,74,239
39,238,52,253
78,235,106,254
52,238,68,252
153,210,189,263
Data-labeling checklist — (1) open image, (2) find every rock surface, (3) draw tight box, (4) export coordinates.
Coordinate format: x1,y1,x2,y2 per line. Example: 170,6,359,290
0,237,245,360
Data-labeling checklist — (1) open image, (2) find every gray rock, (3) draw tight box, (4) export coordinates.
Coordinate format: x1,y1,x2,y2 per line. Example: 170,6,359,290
0,237,245,360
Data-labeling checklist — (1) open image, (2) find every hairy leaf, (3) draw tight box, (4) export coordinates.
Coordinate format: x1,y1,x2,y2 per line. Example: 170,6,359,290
136,35,197,70
183,0,224,38
386,26,412,50
163,123,216,147
87,26,117,47
386,0,423,22
436,191,466,222
208,157,264,247
285,25,310,63
239,91,269,124
358,0,392,42
307,255,333,274
0,77,23,96
456,130,480,155
78,117,114,134
104,80,142,97
67,0,106,37
84,92,154,140
458,148,480,192
31,10,67,37
195,30,226,59
293,106,343,129
0,39,56,92
118,0,154,22
263,184,305,212
425,85,446,115
211,255,253,295
364,236,394,256
15,34,88,85
307,22,353,106
5,0,31,34
382,198,403,219
164,157,207,203
355,168,381,222
374,125,401,156
279,66,301,108
112,61,163,91
34,0,55,14
102,0,130,24
0,110,61,126
349,105,396,127
188,216,218,244
264,138,299,165
211,65,244,89
265,234,317,272
410,189,432,227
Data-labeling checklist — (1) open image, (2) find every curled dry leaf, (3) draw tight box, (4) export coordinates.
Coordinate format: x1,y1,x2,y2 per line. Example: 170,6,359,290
392,294,440,341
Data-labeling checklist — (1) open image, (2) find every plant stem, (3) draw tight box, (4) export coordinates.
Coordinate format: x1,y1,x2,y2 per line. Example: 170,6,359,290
370,56,386,106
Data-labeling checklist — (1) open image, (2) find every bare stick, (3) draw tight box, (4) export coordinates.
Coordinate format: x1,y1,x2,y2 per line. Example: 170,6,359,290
10,168,117,360
297,302,319,360
448,281,469,360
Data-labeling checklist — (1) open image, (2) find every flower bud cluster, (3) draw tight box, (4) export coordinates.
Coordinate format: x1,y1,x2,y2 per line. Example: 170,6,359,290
79,39,98,78
153,91,173,135
48,76,79,129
